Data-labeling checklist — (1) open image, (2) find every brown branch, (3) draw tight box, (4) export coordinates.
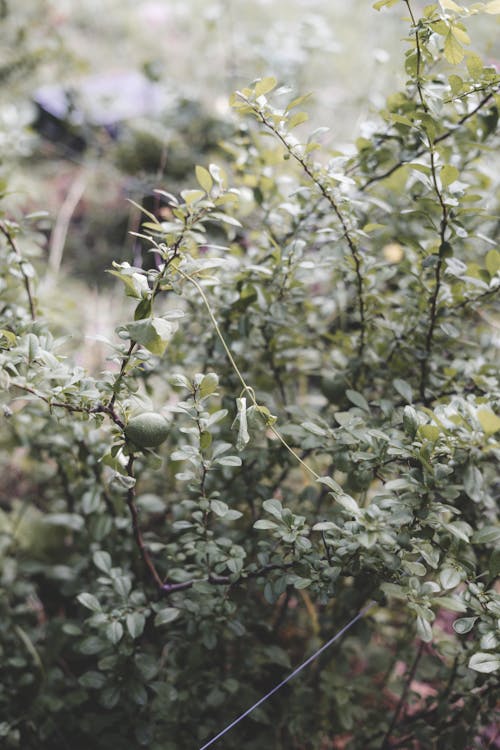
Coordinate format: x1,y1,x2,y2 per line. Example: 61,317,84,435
242,98,366,358
160,561,297,595
0,221,37,320
452,283,500,311
125,453,165,590
10,382,125,428
419,149,449,402
405,1,428,114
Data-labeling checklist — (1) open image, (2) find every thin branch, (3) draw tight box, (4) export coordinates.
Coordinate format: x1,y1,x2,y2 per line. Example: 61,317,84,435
10,381,125,428
0,221,37,320
452,284,500,311
419,149,449,402
239,96,366,357
108,340,137,408
125,453,165,589
160,561,297,595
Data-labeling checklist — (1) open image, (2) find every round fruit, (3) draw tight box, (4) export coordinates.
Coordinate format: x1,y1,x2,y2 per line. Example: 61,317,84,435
124,412,169,448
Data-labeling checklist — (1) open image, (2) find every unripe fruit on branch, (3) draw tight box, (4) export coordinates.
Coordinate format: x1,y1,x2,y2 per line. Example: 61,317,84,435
124,412,169,449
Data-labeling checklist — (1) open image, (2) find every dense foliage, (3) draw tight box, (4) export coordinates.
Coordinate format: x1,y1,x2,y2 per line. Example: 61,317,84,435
1,1,499,748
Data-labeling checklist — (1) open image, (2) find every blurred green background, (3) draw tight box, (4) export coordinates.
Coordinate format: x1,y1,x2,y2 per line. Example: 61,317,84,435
1,0,499,354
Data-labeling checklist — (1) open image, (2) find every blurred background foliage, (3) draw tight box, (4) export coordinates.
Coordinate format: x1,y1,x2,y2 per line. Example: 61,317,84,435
1,0,499,297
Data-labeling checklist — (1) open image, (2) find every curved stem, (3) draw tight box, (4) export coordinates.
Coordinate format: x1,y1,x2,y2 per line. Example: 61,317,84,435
176,267,321,481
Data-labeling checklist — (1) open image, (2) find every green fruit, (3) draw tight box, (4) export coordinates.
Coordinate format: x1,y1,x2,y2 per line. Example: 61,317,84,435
320,374,348,405
124,412,169,448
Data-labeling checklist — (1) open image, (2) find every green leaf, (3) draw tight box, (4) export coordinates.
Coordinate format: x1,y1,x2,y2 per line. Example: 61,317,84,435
418,424,441,442
125,317,177,356
444,30,465,65
403,561,427,576
436,596,467,613
100,685,121,708
154,607,180,626
288,111,309,129
477,408,500,435
44,513,84,531
301,421,327,436
180,189,205,205
285,94,312,112
134,654,159,681
262,498,283,519
126,612,146,639
468,652,500,674
441,165,460,187
195,165,213,193
215,455,242,467
337,494,361,517
113,575,132,599
403,405,419,436
317,475,343,494
254,76,277,96
465,53,483,79
211,499,229,517
346,389,370,412
472,526,500,544
254,519,279,530
439,567,461,590
77,593,101,612
453,617,478,635
373,0,400,9
199,372,219,398
394,378,413,404
485,249,500,276
93,551,112,575
416,615,433,642
106,621,124,645
441,0,462,11
290,576,312,589
79,671,106,689
312,521,337,532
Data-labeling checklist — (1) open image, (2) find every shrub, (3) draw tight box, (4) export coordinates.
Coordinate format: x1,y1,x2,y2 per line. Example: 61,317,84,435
1,2,499,748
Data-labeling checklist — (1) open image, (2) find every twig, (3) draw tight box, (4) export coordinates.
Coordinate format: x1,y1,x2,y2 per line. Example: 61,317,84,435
0,221,37,320
419,148,449,402
125,453,164,589
452,284,500,311
10,381,125,428
405,1,428,114
160,561,297,595
238,96,366,358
